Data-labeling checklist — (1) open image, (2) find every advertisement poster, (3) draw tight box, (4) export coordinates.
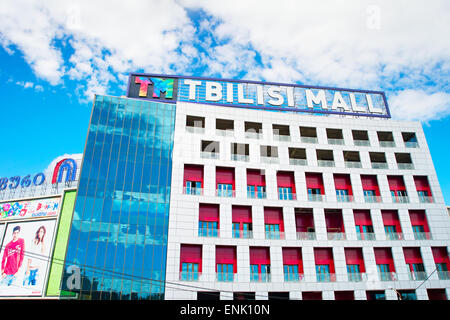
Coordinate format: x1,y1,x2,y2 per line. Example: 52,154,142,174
0,219,56,296
0,197,60,221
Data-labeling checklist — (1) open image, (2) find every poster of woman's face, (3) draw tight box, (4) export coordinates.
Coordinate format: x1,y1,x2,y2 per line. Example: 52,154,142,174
0,219,56,296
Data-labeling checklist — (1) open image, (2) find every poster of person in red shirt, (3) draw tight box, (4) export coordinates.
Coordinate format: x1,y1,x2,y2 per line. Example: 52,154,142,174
0,220,56,296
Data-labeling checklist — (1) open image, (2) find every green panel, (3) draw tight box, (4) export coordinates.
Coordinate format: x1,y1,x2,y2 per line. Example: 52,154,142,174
45,190,77,297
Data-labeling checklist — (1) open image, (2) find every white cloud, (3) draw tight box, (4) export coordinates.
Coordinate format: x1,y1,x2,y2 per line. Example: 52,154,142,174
389,89,450,123
1,0,449,120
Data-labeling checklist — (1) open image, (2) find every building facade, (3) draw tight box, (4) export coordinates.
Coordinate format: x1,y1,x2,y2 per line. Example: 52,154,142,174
59,74,450,300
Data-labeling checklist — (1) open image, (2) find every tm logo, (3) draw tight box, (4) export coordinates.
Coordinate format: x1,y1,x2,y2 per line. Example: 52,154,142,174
134,76,175,99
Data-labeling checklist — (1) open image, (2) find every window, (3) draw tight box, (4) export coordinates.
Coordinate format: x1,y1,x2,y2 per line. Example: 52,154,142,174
343,151,361,168
382,210,403,240
299,126,317,143
231,143,249,161
374,248,396,281
289,148,307,166
316,265,331,282
183,164,203,195
414,176,433,203
352,130,370,146
284,265,300,282
361,175,381,203
370,152,388,169
377,131,395,147
232,206,252,239
295,208,315,240
279,187,294,200
314,248,335,282
317,149,335,167
399,290,417,300
247,169,266,199
245,121,262,139
264,207,284,240
367,291,386,300
395,153,414,169
347,265,362,282
198,221,218,237
402,132,418,148
180,244,202,281
216,118,234,135
345,248,365,282
306,173,324,201
273,124,290,141
181,263,199,281
334,174,353,202
277,170,296,199
216,246,236,282
410,210,431,240
186,181,202,195
186,115,205,133
201,140,219,159
198,204,219,237
326,128,344,145
216,167,235,197
260,145,278,163
325,209,345,240
432,247,450,280
250,247,271,282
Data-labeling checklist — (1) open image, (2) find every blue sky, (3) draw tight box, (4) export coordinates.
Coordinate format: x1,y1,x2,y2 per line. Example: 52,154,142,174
0,0,449,203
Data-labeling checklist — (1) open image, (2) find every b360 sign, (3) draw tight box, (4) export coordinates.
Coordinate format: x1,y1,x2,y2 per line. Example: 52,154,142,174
0,158,77,191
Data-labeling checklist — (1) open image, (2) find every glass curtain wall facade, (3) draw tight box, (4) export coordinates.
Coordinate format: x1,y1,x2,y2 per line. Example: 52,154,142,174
61,95,176,300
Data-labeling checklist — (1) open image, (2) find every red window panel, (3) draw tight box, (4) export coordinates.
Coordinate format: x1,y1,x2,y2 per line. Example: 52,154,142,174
344,248,366,272
353,210,372,226
247,169,266,186
232,205,252,223
409,210,430,232
250,247,270,265
180,244,202,272
183,164,203,186
387,175,406,191
414,176,432,195
381,210,402,232
295,212,315,232
216,167,235,188
314,248,335,273
282,247,303,274
374,248,396,272
199,203,219,223
361,175,380,195
216,246,237,273
264,207,284,232
403,247,423,264
305,172,325,194
277,171,296,192
334,174,353,195
432,247,450,267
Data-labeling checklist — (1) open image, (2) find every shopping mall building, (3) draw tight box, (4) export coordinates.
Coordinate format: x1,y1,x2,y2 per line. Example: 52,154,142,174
1,73,449,300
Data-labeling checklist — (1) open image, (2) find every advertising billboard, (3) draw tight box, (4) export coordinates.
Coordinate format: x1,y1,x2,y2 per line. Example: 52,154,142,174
0,219,57,297
127,73,390,118
0,198,60,221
